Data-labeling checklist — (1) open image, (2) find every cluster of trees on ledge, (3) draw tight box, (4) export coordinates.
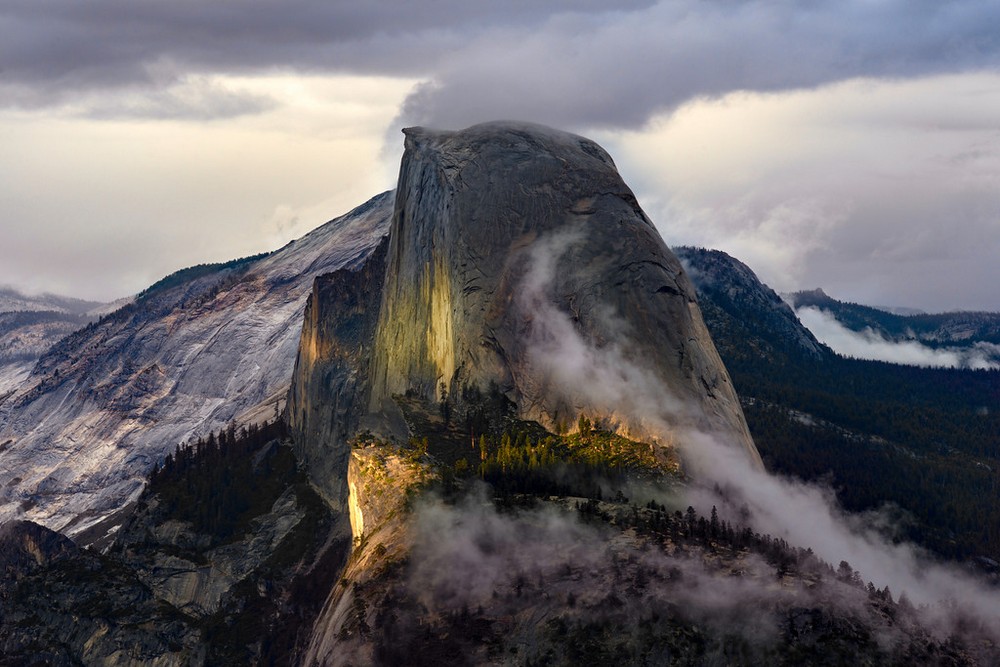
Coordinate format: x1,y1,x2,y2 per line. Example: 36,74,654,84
395,407,678,501
147,417,293,542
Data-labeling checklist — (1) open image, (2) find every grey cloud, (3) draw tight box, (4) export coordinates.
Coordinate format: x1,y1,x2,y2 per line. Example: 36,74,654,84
604,70,1000,312
3,1,1000,124
803,194,1000,312
0,1,649,109
395,0,1000,129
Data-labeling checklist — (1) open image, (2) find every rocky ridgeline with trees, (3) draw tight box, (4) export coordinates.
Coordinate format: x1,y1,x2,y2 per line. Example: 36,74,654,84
5,393,997,663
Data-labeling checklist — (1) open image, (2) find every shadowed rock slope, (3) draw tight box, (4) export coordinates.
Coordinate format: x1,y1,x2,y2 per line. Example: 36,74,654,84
288,237,390,510
674,247,829,365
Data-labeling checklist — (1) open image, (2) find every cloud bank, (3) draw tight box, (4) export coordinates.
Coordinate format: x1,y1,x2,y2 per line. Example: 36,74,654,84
4,1,1000,306
3,1,1000,126
796,306,1000,369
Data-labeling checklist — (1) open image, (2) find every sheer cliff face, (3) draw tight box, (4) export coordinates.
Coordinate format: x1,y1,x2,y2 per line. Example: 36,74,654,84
367,122,761,468
288,238,389,510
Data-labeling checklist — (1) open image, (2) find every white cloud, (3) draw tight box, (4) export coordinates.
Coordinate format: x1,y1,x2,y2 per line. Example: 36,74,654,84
601,73,1000,311
0,73,415,301
795,306,1000,369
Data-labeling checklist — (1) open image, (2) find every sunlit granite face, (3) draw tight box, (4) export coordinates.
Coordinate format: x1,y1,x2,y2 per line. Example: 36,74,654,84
365,121,762,469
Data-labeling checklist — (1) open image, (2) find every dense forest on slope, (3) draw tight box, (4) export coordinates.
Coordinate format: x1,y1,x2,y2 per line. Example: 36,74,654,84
136,251,272,302
732,323,1000,562
0,417,349,665
148,418,294,542
4,392,998,664
678,247,1000,562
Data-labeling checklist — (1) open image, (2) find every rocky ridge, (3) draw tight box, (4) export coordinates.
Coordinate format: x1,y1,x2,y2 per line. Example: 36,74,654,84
675,246,828,364
0,191,393,537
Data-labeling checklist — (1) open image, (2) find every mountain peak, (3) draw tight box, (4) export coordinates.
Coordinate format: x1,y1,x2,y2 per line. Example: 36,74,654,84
401,120,617,169
288,122,762,517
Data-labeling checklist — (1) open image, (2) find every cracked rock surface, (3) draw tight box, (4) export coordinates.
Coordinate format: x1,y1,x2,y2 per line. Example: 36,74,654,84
366,121,761,468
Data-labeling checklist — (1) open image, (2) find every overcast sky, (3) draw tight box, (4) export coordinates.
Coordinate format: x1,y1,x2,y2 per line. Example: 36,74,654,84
2,1,1000,311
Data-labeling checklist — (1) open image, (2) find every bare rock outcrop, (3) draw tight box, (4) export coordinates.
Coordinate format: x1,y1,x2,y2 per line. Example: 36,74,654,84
367,121,761,468
287,237,390,510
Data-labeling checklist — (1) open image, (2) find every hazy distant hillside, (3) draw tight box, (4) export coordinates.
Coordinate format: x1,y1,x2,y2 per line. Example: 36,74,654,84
0,311,91,364
0,287,103,316
789,288,1000,347
0,306,108,399
0,312,90,395
0,289,113,396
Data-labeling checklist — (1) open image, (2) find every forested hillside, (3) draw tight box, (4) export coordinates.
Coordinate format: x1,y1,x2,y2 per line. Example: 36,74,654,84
678,247,1000,562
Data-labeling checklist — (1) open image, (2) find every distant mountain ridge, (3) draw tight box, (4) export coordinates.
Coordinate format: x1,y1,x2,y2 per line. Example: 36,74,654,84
0,287,103,316
789,287,1000,347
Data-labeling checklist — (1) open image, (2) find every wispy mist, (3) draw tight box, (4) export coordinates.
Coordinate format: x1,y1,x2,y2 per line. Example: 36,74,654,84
410,486,802,642
514,227,691,443
797,306,1000,370
516,230,1000,639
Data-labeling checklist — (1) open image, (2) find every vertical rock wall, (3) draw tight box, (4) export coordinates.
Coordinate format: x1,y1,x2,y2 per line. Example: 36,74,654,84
366,122,762,468
287,238,389,510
